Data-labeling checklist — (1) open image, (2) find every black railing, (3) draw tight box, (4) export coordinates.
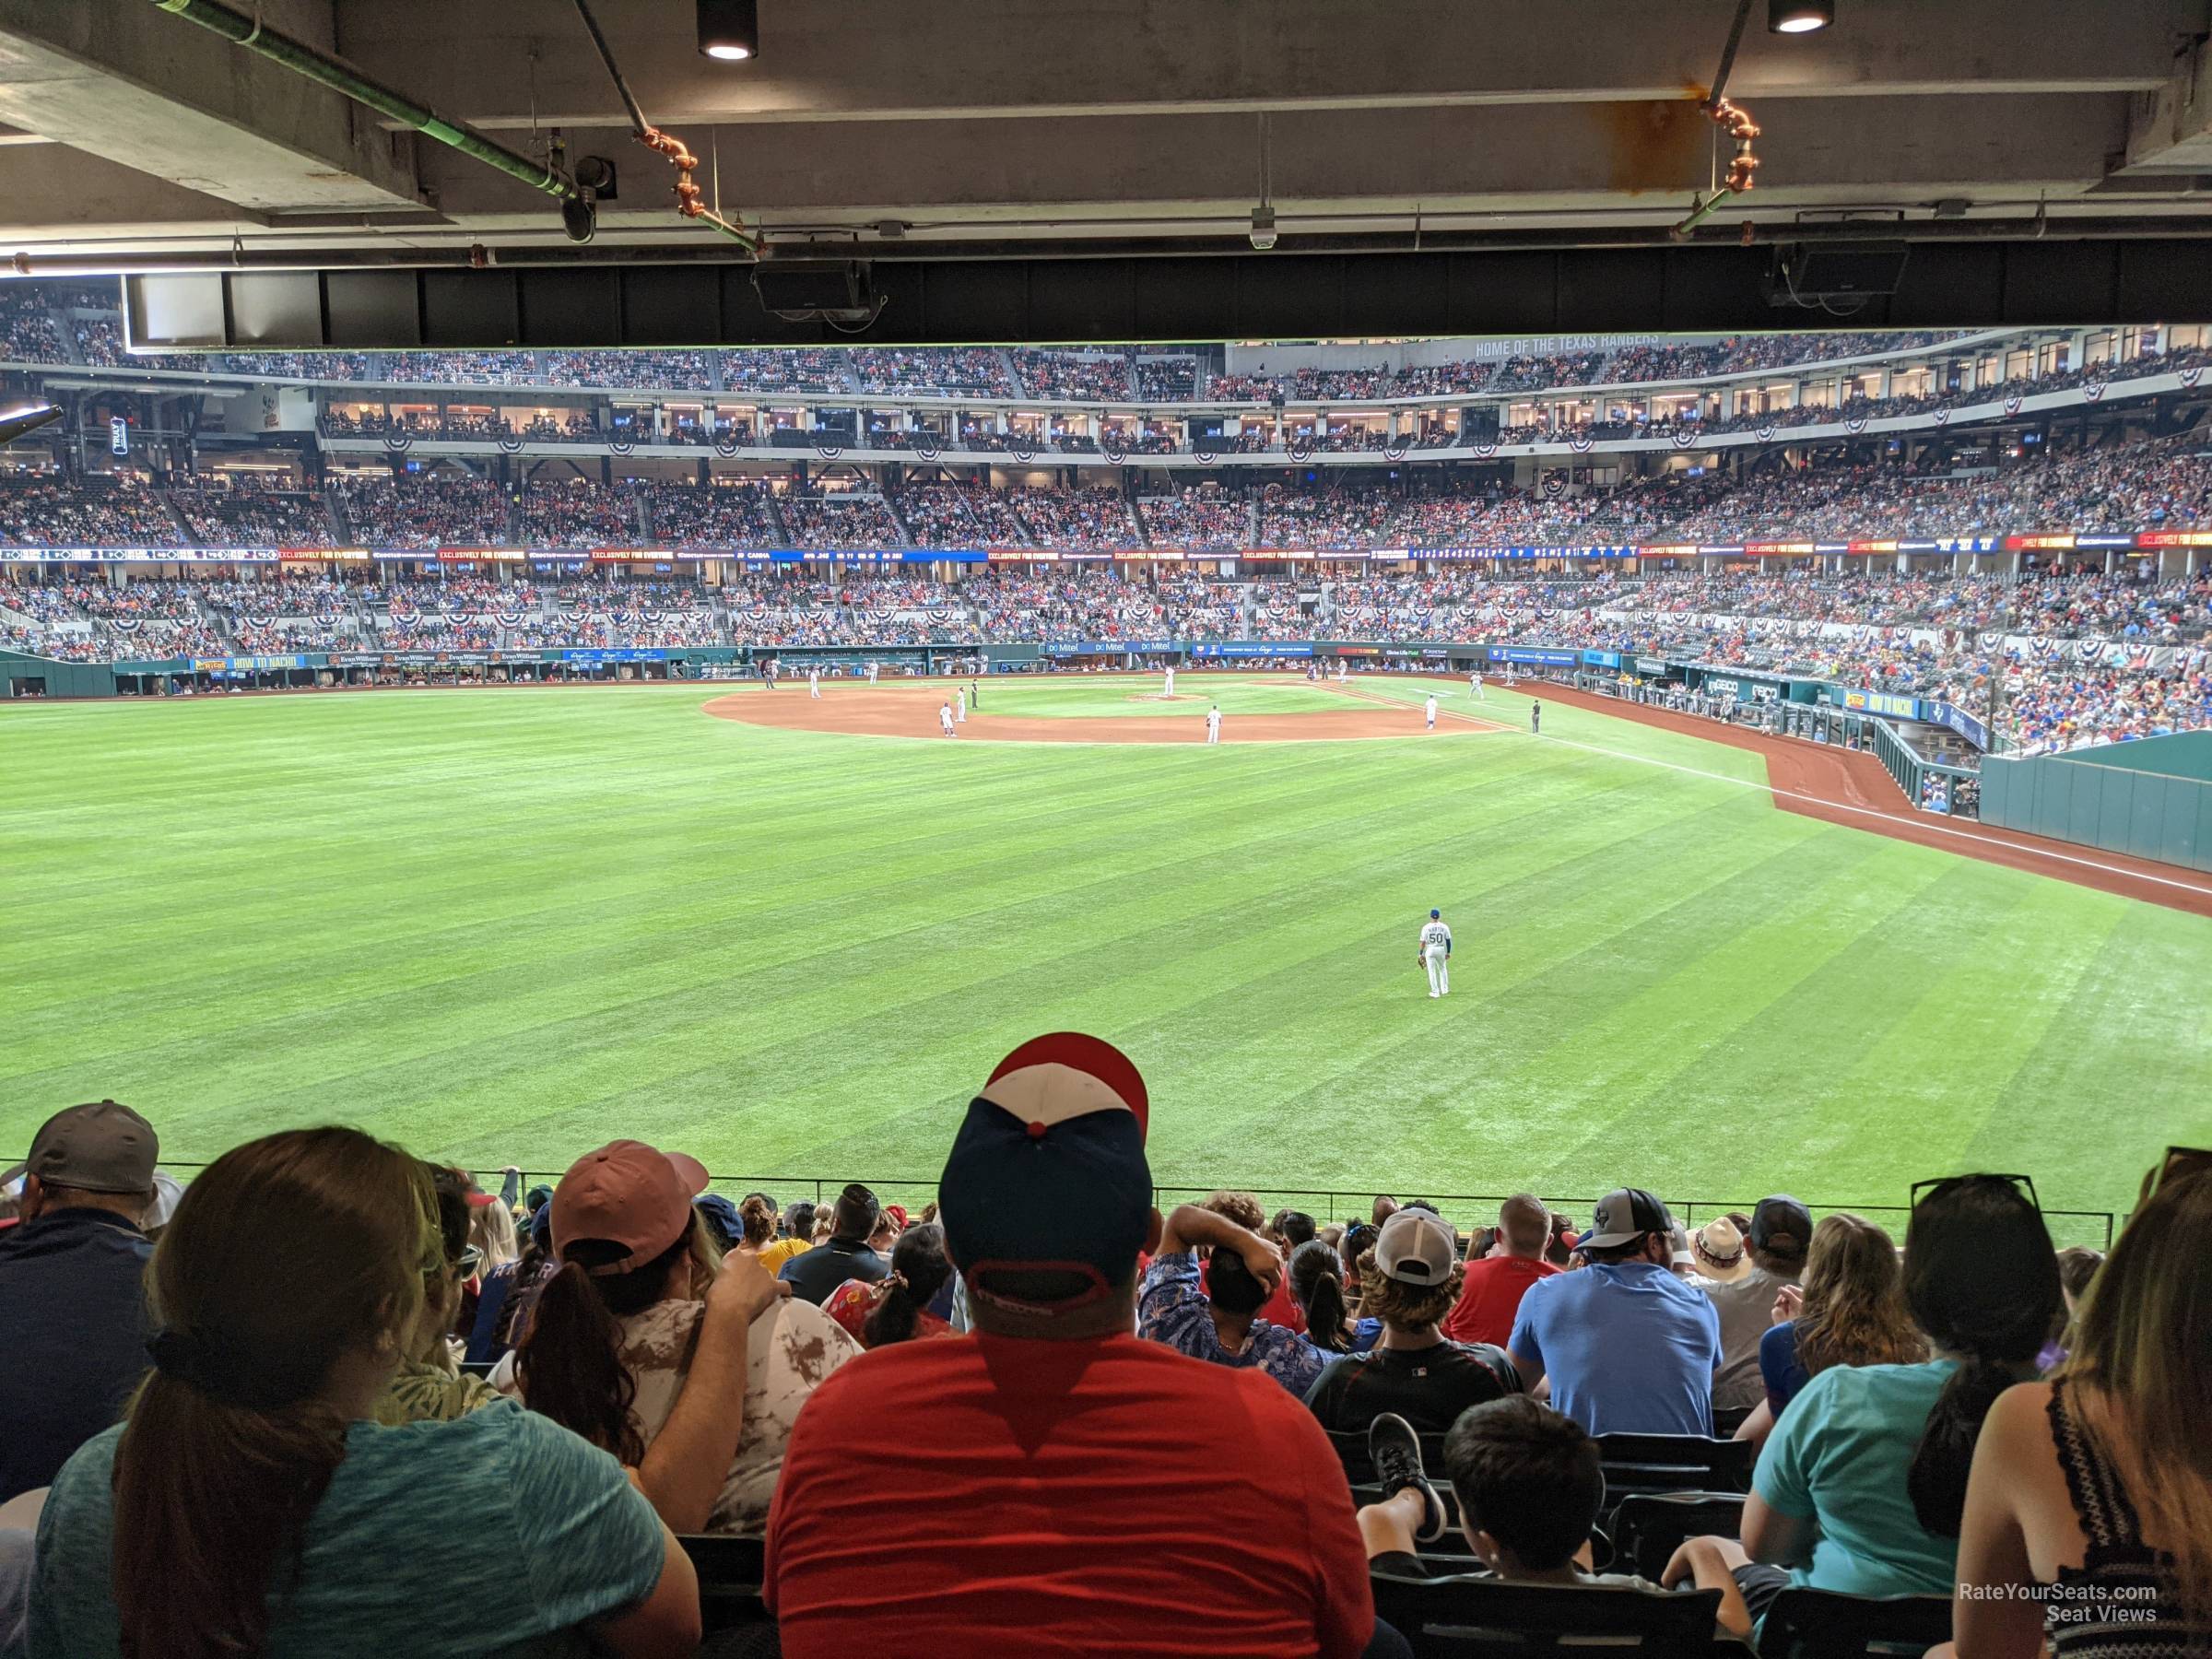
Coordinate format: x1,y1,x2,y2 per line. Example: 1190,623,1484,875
31,1164,2117,1248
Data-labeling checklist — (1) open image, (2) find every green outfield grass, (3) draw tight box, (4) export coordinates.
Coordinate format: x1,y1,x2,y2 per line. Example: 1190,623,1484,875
970,675,1356,717
5,674,2207,1234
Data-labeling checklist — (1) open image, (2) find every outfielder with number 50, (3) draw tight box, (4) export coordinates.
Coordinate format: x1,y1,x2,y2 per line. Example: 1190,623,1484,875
1417,908,1453,998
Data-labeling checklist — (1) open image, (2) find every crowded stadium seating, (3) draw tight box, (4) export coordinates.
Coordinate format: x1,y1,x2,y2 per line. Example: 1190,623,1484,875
4,1098,2201,1656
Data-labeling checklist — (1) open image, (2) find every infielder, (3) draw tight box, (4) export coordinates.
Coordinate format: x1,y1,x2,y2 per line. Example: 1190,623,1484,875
956,687,967,723
1425,694,1439,730
939,700,957,737
1417,908,1453,998
1469,670,1484,701
1530,700,1542,735
867,661,879,685
1206,703,1221,745
809,667,820,700
1163,665,1177,698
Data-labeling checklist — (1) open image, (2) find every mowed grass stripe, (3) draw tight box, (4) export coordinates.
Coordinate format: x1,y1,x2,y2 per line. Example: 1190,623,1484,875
6,686,2209,1219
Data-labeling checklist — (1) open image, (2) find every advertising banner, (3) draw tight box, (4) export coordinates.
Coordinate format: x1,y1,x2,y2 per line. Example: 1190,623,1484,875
1484,645,1580,665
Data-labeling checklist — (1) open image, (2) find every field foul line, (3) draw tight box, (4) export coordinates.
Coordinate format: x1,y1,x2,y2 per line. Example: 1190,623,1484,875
1527,727,2212,900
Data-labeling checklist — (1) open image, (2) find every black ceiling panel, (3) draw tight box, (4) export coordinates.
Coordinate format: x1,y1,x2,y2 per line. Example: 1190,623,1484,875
123,239,2212,351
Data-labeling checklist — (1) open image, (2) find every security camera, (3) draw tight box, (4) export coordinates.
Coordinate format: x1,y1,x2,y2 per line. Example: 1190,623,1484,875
1249,205,1277,251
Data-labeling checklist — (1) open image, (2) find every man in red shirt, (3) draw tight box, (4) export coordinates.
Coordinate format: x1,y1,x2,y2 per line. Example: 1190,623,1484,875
1441,1194,1559,1348
766,1032,1382,1657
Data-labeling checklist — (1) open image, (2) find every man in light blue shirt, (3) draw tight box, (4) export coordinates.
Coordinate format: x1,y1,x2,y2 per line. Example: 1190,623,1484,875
1507,1187,1722,1436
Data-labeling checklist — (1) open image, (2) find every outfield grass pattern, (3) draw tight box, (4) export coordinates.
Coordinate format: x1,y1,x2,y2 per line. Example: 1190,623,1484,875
5,676,2206,1232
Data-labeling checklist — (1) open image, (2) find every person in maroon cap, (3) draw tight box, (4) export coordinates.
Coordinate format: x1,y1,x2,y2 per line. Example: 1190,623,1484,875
767,1032,1395,1658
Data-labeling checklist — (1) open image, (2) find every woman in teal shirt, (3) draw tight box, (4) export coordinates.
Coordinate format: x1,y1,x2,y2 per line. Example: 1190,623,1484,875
1670,1175,2060,1627
29,1127,703,1659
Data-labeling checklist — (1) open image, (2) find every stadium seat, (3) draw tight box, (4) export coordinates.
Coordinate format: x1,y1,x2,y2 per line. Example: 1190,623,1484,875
1370,1570,1723,1657
1603,1492,1749,1581
1753,1588,1953,1659
1594,1434,1755,1500
678,1534,770,1634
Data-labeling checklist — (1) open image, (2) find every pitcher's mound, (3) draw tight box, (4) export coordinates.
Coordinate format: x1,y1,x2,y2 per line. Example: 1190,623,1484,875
703,684,1510,745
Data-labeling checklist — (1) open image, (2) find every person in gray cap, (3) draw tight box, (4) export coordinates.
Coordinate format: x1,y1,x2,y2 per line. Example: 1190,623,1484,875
0,1100,161,1502
1304,1207,1522,1438
1504,1186,1722,1437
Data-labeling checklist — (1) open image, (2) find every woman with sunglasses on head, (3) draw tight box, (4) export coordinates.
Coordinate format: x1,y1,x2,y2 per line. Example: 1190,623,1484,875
27,1127,701,1659
374,1164,504,1425
1669,1174,2060,1633
1950,1169,2212,1658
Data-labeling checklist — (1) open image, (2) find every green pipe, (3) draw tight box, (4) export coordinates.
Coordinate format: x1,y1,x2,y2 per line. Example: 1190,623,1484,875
1669,190,1733,241
150,0,575,200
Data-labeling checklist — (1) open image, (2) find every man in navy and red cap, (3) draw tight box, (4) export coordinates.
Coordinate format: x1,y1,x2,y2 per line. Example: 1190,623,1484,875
766,1032,1384,1657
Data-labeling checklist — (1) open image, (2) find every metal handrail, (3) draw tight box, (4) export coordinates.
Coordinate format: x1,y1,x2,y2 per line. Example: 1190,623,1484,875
81,1165,2117,1248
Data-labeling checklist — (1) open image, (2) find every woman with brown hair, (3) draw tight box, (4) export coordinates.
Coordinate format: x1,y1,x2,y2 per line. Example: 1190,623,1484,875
26,1127,700,1659
1743,1213,1926,1443
512,1138,859,1536
1951,1169,2212,1656
1303,1208,1521,1435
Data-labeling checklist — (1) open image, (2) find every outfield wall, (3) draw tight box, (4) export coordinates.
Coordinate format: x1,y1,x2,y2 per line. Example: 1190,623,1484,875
1980,733,2212,872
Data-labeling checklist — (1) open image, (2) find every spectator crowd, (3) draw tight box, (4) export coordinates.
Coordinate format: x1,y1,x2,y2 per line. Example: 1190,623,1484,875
2,1042,2205,1657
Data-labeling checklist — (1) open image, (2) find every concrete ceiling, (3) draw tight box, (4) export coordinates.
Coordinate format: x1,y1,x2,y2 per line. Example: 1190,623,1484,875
2,0,2210,266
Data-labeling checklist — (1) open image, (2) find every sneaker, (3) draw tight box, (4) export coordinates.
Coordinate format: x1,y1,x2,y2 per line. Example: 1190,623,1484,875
1368,1412,1446,1543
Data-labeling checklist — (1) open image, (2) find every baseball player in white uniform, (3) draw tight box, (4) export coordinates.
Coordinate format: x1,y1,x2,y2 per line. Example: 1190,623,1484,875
956,687,967,723
1425,694,1439,730
867,661,879,685
939,700,956,737
809,667,820,699
1418,908,1453,998
1163,665,1176,698
1469,670,1484,701
1206,703,1221,744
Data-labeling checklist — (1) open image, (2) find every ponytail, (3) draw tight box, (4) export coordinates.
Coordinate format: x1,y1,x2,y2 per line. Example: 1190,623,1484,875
863,1224,950,1348
1289,1240,1353,1353
112,1128,435,1659
863,1220,951,1353
1907,1356,2019,1535
516,1230,692,1465
1301,1268,1353,1353
1900,1175,2062,1537
862,1276,924,1347
515,1262,643,1465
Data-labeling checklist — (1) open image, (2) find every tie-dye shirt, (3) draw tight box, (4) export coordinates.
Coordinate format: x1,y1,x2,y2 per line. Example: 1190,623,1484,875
609,1295,860,1536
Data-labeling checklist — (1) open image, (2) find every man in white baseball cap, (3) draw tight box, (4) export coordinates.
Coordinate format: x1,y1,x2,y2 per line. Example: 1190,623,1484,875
1306,1207,1522,1442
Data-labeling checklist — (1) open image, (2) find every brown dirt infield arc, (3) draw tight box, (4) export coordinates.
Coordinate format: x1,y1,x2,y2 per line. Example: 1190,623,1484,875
703,682,1509,745
704,677,2212,917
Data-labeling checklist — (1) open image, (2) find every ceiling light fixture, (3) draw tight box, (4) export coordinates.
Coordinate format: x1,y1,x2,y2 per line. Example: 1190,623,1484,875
698,0,759,60
1769,0,1834,32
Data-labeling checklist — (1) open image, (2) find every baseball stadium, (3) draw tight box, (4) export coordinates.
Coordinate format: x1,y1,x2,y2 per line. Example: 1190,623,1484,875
5,5,2212,1655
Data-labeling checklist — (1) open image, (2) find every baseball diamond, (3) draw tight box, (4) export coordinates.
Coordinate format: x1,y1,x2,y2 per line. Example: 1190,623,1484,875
4,671,2206,1226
